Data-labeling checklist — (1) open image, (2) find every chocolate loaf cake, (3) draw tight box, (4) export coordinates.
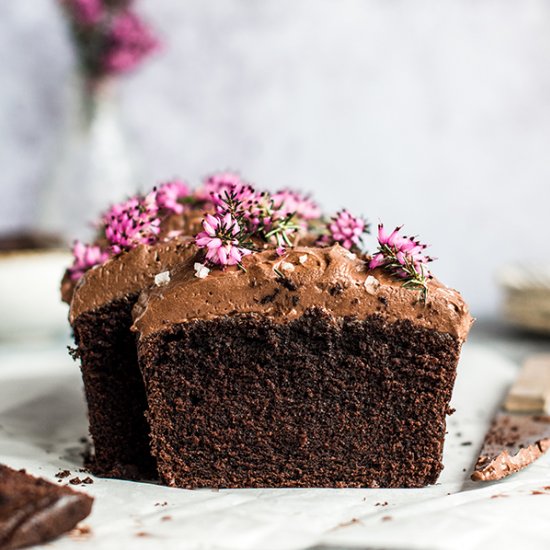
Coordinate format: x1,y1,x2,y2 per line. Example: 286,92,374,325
0,465,93,550
133,243,472,488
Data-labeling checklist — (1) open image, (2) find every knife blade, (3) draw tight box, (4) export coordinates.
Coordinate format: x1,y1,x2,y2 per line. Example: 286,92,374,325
471,354,550,482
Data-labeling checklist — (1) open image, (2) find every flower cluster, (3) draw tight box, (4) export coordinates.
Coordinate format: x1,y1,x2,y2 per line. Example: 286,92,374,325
155,180,190,215
60,0,159,80
103,191,161,254
68,240,110,280
102,10,159,74
272,190,321,221
195,213,252,266
369,224,433,300
321,210,367,250
194,174,320,265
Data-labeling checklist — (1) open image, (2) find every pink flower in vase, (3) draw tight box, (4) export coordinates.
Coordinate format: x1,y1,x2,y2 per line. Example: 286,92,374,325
62,0,104,26
103,10,160,75
68,240,110,280
195,213,252,266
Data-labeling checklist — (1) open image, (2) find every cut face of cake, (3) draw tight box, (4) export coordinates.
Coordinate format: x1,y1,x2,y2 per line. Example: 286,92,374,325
0,465,93,550
133,245,472,488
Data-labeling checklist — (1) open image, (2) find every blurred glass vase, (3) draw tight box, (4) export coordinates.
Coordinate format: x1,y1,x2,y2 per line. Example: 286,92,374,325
39,74,138,242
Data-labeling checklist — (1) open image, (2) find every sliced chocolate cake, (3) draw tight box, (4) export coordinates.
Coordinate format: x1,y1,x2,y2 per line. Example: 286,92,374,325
64,175,320,480
0,465,93,550
132,203,472,488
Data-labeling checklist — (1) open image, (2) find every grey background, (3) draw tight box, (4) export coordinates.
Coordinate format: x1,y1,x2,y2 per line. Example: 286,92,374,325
2,0,550,317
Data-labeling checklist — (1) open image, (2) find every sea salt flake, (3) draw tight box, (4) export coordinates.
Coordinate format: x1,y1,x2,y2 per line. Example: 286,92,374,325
280,262,295,272
299,255,308,265
154,271,171,286
194,262,210,279
344,251,357,260
364,275,380,295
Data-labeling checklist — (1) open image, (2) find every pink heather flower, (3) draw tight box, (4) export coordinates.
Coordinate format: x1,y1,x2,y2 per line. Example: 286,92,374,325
68,240,110,280
155,180,190,214
324,210,367,250
369,223,432,276
198,172,252,210
195,213,252,266
272,190,321,221
196,172,247,201
103,10,159,75
63,0,103,25
104,191,161,254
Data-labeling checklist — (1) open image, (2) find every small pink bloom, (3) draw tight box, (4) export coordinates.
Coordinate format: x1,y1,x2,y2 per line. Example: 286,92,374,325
68,240,110,280
325,210,366,250
371,223,432,277
368,253,385,270
196,172,248,202
272,190,321,221
63,0,103,25
195,212,252,266
155,180,190,214
102,10,159,75
104,191,161,254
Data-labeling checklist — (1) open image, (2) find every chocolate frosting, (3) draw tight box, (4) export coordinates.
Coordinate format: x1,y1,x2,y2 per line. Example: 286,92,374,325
69,237,197,324
67,207,207,318
132,244,473,341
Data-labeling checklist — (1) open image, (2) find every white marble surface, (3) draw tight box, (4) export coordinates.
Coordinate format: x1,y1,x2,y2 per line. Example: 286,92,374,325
2,1,550,316
2,330,550,550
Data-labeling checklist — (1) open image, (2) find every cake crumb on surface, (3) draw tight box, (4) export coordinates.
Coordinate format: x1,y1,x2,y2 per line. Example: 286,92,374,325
68,524,92,539
55,470,71,479
334,518,361,530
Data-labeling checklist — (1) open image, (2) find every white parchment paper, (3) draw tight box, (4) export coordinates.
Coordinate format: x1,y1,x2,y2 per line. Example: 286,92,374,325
1,339,550,550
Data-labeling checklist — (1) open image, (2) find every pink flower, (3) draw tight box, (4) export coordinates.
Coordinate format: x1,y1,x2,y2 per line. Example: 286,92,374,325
68,240,110,280
103,10,159,75
155,180,190,214
196,172,248,202
195,213,252,266
62,0,103,26
369,223,432,276
104,191,161,254
324,210,367,250
272,190,321,221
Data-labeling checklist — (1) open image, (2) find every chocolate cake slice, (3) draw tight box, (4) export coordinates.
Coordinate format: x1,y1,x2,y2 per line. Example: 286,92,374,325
64,175,319,480
0,465,93,550
69,237,196,479
133,245,472,488
65,181,205,479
